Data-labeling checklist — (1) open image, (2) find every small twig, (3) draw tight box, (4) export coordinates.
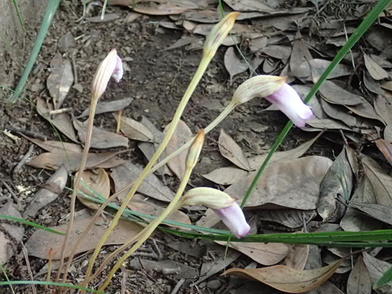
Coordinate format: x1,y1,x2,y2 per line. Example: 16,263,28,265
170,278,185,294
13,145,34,176
21,243,37,294
7,127,47,140
49,107,73,116
1,180,22,210
151,238,163,260
121,266,127,294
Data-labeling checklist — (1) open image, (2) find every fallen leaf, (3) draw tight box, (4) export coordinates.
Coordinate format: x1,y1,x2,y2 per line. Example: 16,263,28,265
226,156,332,209
363,72,384,95
319,81,363,106
36,97,78,142
26,215,142,259
46,53,74,109
0,202,24,242
24,166,68,218
203,167,249,185
57,32,76,53
309,59,351,82
0,232,13,265
364,54,389,81
290,32,312,79
374,95,392,126
259,209,316,229
130,0,201,15
163,120,193,179
347,256,372,294
345,97,383,122
219,129,250,171
224,47,248,84
381,81,392,92
73,119,129,149
363,252,392,294
217,241,289,266
78,97,133,117
111,161,174,202
362,156,392,206
181,9,219,23
76,168,110,210
223,260,342,293
223,0,274,12
306,118,351,131
283,244,310,270
24,136,82,153
263,45,292,62
317,147,353,221
27,151,125,171
115,114,154,142
350,202,392,226
308,281,344,294
375,139,392,165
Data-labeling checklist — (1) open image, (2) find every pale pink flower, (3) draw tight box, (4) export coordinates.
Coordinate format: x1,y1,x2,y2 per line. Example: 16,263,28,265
265,83,314,127
214,202,251,238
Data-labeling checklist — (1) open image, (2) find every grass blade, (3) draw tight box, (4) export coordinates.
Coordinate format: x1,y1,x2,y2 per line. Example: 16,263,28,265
0,214,64,235
0,281,102,293
374,265,392,289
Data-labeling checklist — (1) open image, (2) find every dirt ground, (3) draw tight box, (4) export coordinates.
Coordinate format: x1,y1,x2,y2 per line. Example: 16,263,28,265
1,0,391,293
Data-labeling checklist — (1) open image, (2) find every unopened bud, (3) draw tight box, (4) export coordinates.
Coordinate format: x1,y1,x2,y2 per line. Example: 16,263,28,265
204,12,240,58
181,187,235,209
231,75,286,105
186,130,205,170
91,49,123,101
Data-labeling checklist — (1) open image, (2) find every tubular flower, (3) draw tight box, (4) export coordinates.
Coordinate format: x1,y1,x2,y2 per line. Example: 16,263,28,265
181,187,250,238
265,83,314,127
91,49,123,101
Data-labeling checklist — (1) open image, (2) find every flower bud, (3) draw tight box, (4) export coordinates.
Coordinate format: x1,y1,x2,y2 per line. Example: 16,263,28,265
265,83,314,127
231,75,286,105
215,202,251,238
203,12,240,58
186,130,205,170
182,187,235,209
91,49,123,101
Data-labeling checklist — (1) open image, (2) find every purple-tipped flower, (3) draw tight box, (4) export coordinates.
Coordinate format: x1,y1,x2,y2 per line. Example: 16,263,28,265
214,202,251,238
91,49,123,101
265,83,314,127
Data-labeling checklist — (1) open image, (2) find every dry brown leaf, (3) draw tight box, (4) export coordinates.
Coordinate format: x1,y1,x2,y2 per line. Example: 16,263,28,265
115,114,154,142
25,215,142,259
226,156,332,209
164,120,193,179
76,168,110,210
364,54,389,81
24,136,82,153
259,209,316,229
224,47,248,84
284,244,310,270
319,81,363,106
374,95,392,126
375,139,392,165
78,97,133,117
345,98,383,122
350,201,392,226
0,202,24,242
0,231,13,265
362,252,392,294
347,256,372,294
381,81,392,92
111,162,174,202
73,119,129,149
223,0,274,12
219,129,250,171
290,32,312,79
24,166,68,218
309,59,351,83
46,53,74,109
181,9,219,23
130,0,201,15
308,281,344,294
217,241,289,266
203,167,249,185
263,45,292,61
27,151,125,171
223,260,342,293
36,97,78,142
306,118,351,131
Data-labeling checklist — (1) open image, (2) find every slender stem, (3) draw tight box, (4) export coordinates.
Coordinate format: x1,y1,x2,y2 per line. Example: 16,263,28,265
241,0,392,208
83,55,211,283
56,98,97,282
151,102,236,173
98,167,194,291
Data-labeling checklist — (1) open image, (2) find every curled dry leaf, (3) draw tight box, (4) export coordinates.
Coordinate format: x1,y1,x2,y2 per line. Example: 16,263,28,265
75,168,110,210
115,114,154,142
78,97,133,117
224,47,248,84
47,53,74,109
24,166,68,218
73,120,129,149
226,156,332,209
36,97,78,142
223,259,342,293
164,120,193,179
26,216,142,259
219,129,250,171
375,139,392,166
364,54,389,81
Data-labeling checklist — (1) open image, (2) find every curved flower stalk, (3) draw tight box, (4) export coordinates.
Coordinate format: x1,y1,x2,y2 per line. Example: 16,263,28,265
265,83,314,127
181,187,251,238
57,49,123,282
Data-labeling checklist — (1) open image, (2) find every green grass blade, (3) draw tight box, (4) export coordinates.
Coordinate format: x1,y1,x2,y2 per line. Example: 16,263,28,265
374,265,392,289
0,214,64,235
0,281,102,293
241,0,392,207
9,0,61,102
10,0,26,32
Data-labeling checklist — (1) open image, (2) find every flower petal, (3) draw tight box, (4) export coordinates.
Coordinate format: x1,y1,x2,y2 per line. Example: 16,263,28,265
214,202,250,238
266,83,314,127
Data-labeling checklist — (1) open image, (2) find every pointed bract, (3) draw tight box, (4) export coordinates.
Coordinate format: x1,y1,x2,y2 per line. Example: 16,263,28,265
181,187,235,209
214,202,251,238
266,83,314,127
